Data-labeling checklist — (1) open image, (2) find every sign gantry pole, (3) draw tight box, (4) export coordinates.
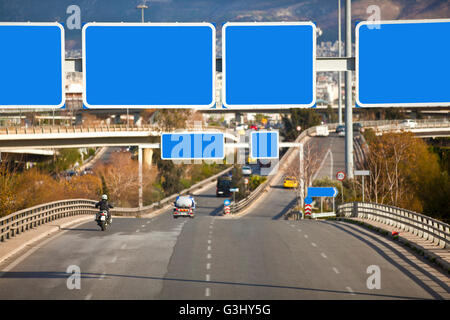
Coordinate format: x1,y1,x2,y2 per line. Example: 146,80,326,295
345,0,354,179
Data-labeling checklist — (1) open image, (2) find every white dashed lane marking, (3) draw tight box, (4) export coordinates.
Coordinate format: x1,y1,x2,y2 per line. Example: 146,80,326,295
206,263,211,270
311,242,317,247
321,252,328,259
333,267,340,274
205,288,211,297
85,293,93,300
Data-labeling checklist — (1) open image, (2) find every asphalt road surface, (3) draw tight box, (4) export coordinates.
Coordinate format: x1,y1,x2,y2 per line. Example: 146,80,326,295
0,176,448,299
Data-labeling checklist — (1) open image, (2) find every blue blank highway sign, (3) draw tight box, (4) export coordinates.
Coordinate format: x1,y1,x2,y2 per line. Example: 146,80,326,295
223,22,316,109
0,23,64,108
357,19,450,107
307,187,338,198
83,23,215,109
250,131,279,159
161,132,224,160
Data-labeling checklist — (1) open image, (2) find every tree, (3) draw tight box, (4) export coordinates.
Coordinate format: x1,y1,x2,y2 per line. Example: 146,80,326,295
154,109,192,131
282,109,321,140
284,140,327,206
364,130,443,215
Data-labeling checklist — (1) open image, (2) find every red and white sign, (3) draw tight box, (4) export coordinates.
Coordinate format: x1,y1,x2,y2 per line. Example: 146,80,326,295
336,171,346,181
244,178,249,185
224,206,231,215
304,204,312,216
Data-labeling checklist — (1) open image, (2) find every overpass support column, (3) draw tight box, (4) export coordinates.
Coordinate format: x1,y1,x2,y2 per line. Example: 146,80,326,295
143,148,153,169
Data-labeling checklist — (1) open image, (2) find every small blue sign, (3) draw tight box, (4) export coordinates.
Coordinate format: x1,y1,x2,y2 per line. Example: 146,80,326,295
222,22,316,109
304,197,313,205
224,199,231,206
356,19,450,107
307,187,338,198
0,23,64,108
161,132,224,160
83,23,216,109
250,131,279,159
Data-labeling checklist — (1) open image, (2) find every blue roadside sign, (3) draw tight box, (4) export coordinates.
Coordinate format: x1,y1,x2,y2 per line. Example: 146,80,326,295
307,187,338,198
250,131,279,159
222,22,316,109
161,132,224,160
356,19,450,107
224,199,231,206
0,23,64,108
83,23,216,109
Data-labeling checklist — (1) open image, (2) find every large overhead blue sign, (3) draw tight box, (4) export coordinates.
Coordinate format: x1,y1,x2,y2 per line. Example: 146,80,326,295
250,131,279,159
83,23,216,109
0,23,64,108
161,132,224,160
356,19,450,107
222,22,316,109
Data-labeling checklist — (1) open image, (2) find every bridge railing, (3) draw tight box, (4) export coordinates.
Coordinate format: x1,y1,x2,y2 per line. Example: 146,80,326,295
0,199,97,242
0,166,232,243
337,202,450,249
0,124,229,136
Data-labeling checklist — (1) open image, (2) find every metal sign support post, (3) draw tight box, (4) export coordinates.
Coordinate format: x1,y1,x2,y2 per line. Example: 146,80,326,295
138,145,143,209
345,0,354,180
338,0,343,125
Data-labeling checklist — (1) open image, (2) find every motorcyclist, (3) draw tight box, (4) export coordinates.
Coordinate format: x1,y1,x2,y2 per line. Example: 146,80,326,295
95,194,114,223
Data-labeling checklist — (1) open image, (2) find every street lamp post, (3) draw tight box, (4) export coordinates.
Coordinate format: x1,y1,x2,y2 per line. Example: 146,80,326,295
137,4,148,23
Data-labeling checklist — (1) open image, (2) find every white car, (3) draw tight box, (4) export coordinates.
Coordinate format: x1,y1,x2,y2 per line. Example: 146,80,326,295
400,119,417,128
242,165,252,176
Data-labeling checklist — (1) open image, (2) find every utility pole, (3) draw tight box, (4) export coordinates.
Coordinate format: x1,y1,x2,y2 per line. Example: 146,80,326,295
345,0,354,179
338,0,343,125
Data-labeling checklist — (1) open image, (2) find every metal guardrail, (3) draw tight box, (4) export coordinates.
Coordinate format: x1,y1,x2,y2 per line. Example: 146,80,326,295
0,166,232,243
0,124,228,136
0,199,97,242
337,202,450,249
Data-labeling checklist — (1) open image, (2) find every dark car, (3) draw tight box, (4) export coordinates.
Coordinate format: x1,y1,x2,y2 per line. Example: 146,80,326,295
335,125,345,136
257,159,271,168
216,175,232,197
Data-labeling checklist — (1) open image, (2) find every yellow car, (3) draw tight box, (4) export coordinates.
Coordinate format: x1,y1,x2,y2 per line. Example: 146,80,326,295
283,176,299,188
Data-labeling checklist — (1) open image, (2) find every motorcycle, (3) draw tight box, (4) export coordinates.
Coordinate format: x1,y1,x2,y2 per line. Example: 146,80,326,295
95,210,111,231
